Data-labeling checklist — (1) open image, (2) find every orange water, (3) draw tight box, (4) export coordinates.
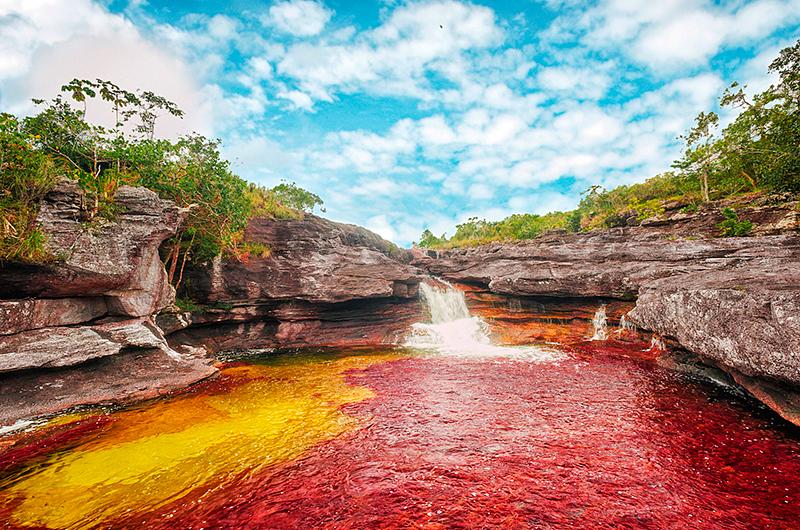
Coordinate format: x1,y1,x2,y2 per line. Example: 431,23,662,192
0,351,400,529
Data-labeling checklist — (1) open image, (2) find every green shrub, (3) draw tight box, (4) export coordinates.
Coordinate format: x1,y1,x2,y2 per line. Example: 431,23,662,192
718,208,753,237
0,114,60,262
270,181,324,213
175,297,203,313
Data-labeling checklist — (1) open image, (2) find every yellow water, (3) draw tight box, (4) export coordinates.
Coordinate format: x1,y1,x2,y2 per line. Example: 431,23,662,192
1,351,400,529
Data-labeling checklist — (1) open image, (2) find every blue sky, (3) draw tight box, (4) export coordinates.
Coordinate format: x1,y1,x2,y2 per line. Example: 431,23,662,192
1,1,798,245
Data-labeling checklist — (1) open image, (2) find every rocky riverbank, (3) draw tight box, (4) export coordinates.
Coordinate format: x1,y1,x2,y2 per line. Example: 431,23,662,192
2,183,799,427
0,181,423,425
162,213,424,351
414,198,800,424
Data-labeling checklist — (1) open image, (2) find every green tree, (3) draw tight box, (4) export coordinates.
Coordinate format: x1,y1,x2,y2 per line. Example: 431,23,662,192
270,181,324,213
676,111,719,202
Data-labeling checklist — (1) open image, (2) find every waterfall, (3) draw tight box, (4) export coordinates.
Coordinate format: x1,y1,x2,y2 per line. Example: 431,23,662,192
618,315,635,332
418,282,472,323
615,314,636,335
405,281,563,361
590,305,609,341
648,334,667,352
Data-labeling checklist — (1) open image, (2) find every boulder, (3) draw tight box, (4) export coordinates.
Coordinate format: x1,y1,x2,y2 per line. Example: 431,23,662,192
0,180,184,316
183,215,422,304
627,264,800,385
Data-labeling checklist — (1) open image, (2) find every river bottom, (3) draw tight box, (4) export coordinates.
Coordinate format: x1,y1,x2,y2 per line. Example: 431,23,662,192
1,343,799,529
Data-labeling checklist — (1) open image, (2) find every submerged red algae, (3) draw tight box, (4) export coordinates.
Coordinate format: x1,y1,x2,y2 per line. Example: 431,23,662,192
2,344,800,529
0,352,400,529
115,344,800,529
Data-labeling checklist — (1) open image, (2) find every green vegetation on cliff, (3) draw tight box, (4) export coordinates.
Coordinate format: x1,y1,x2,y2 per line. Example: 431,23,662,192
419,41,800,249
0,80,322,286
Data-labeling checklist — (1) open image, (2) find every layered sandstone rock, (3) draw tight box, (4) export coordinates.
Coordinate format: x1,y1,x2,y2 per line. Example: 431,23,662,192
417,205,800,424
0,181,181,316
173,214,425,351
0,180,214,423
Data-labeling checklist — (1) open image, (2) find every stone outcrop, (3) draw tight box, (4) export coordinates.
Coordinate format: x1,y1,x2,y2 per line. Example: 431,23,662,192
172,214,424,351
0,180,215,424
416,201,800,424
0,181,181,315
0,183,425,426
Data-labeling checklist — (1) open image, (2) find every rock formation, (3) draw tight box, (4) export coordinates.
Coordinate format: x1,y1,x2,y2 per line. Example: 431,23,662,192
0,180,214,425
167,214,424,351
416,200,800,424
3,181,798,429
0,183,425,426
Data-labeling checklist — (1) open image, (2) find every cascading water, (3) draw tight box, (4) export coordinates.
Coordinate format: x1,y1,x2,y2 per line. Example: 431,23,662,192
617,314,636,333
590,304,609,341
405,281,562,361
648,334,667,352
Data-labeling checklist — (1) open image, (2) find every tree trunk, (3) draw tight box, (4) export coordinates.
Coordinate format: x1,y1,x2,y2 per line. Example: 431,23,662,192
166,238,180,284
741,170,757,190
174,232,195,291
702,170,710,202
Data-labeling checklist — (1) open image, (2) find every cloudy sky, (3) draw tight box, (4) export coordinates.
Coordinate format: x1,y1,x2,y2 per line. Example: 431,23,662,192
1,0,798,244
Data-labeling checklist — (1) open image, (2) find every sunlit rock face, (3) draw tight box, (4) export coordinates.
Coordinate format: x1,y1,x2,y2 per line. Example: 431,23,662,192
173,214,425,351
417,220,800,424
453,282,637,345
0,180,182,315
0,181,214,423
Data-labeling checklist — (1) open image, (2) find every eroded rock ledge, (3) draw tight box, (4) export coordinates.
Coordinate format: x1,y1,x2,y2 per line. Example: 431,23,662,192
0,180,217,425
166,214,425,352
0,183,425,426
416,204,800,425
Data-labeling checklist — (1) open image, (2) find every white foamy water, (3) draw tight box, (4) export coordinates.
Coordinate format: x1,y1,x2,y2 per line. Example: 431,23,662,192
0,419,39,436
405,281,564,361
590,304,609,341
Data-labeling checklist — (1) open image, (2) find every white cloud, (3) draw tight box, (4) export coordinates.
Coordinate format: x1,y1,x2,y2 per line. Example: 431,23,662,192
274,0,504,103
632,10,727,68
224,135,299,179
277,89,314,110
365,214,397,241
0,2,209,136
0,0,130,78
555,0,800,71
265,0,333,37
537,66,611,100
207,14,239,40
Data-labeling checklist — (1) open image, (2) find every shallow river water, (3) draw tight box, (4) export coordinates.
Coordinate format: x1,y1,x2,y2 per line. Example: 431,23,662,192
1,343,799,529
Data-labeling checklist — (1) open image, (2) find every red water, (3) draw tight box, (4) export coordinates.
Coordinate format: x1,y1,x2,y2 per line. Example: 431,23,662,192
112,343,800,529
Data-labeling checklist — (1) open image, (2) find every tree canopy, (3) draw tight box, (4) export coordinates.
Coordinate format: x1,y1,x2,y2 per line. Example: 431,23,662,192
1,78,323,288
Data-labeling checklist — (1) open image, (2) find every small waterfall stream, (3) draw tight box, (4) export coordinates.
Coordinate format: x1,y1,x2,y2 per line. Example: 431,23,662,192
590,304,609,341
405,281,562,361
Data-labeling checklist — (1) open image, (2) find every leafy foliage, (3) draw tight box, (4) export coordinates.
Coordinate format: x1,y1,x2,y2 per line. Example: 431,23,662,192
270,181,324,213
0,79,322,284
718,208,753,237
419,41,800,249
0,114,59,262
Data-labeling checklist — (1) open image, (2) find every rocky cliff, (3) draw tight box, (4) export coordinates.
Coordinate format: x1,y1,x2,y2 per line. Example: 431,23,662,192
416,200,800,424
0,180,216,425
0,182,423,426
163,214,424,351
